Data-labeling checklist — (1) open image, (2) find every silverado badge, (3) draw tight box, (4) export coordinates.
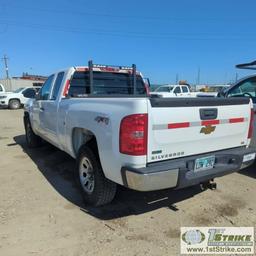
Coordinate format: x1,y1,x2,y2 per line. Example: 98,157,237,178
200,125,216,135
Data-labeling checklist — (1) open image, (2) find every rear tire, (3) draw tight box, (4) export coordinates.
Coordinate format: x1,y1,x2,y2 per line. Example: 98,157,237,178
76,145,117,206
9,99,21,109
24,116,42,148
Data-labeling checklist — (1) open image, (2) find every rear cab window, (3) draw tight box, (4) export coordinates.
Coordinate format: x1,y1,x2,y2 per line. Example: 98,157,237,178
51,72,65,100
182,86,189,93
174,86,181,94
68,71,147,97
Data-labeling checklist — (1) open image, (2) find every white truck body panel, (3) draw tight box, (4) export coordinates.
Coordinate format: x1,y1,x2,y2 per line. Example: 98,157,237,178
148,103,251,163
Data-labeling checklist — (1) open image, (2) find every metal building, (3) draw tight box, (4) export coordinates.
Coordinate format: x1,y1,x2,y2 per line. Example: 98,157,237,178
0,73,47,91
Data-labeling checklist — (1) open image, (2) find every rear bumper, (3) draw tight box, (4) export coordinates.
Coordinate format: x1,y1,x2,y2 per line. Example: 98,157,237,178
121,147,255,191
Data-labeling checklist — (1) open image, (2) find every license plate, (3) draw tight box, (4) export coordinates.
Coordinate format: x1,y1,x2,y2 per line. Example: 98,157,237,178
243,153,256,162
194,155,215,172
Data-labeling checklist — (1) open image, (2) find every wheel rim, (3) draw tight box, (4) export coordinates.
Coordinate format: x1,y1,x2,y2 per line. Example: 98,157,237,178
79,157,95,193
12,101,19,108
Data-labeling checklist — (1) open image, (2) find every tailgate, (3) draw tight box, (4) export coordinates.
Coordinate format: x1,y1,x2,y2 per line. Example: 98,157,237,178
148,97,251,163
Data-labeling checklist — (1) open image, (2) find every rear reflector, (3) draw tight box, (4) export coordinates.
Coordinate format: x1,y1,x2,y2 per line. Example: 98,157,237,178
201,120,220,126
168,122,190,129
120,114,148,156
248,108,254,139
63,79,70,96
229,117,244,123
145,83,150,96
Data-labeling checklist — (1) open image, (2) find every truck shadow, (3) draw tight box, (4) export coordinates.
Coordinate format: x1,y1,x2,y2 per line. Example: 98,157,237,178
14,134,204,220
238,164,256,179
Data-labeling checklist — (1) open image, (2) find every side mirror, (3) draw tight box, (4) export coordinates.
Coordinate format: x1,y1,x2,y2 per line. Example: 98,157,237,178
35,92,40,100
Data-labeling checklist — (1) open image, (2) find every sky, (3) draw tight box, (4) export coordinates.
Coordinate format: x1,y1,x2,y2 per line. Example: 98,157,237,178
0,0,256,84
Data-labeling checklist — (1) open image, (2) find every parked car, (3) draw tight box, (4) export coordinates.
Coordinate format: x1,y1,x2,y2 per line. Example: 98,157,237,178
24,61,255,206
218,74,256,148
219,75,256,107
150,84,197,97
0,87,40,109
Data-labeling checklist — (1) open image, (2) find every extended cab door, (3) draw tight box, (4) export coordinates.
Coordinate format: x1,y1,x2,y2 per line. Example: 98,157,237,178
31,75,55,138
181,85,191,97
41,71,65,145
173,86,183,96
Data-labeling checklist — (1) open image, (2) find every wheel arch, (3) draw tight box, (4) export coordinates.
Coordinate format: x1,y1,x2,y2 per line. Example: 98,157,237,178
72,127,100,160
9,98,21,104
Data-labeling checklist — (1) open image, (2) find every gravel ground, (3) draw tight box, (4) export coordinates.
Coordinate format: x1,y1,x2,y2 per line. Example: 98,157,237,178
0,109,255,256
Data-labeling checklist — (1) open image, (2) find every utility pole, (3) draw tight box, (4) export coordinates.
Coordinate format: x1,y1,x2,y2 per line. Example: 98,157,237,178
235,72,238,82
2,55,11,90
2,54,9,79
197,67,201,85
175,73,179,84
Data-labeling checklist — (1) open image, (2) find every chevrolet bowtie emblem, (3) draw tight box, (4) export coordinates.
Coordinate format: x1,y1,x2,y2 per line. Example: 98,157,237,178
200,125,216,135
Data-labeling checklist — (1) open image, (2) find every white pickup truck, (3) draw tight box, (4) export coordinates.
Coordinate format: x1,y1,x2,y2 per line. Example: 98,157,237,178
24,61,256,206
150,84,197,98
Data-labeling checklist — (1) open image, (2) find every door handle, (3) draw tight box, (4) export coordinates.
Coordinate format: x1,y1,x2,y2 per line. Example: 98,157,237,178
200,108,218,120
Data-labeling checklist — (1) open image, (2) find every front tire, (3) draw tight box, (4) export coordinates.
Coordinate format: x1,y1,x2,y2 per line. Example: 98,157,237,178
24,116,42,148
9,99,21,109
76,145,117,206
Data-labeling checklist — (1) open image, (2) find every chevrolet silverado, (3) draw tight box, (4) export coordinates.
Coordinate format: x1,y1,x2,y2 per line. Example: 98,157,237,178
24,61,255,206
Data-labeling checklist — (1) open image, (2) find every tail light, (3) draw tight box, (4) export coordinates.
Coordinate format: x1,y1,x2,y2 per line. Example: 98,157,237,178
120,114,148,155
63,79,70,97
248,108,254,139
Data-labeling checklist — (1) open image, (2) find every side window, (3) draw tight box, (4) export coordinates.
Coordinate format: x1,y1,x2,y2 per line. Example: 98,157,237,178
228,86,242,96
182,86,188,93
51,72,64,100
22,88,36,98
39,75,55,100
228,78,256,102
174,86,181,94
